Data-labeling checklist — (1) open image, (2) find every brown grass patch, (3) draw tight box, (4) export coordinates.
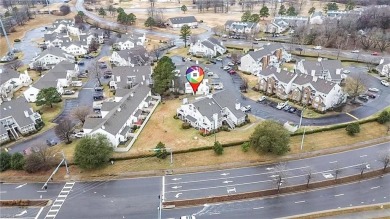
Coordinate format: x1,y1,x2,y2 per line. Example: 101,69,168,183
0,13,76,57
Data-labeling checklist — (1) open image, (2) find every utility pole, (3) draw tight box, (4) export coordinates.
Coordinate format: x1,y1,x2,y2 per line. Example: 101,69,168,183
0,17,14,58
42,151,69,190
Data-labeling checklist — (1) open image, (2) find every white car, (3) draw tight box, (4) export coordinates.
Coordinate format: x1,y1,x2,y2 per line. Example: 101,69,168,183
351,50,360,53
75,132,85,138
223,66,231,70
181,216,196,219
227,62,235,66
207,71,214,77
368,87,379,92
313,46,322,50
342,70,350,74
381,80,389,87
214,84,224,90
216,57,223,61
241,105,251,112
257,96,266,102
276,101,288,110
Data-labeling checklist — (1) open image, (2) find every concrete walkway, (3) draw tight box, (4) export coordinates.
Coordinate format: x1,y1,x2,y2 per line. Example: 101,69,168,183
321,209,390,219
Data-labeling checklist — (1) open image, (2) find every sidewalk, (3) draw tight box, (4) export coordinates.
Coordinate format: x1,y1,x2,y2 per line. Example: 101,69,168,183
321,209,390,219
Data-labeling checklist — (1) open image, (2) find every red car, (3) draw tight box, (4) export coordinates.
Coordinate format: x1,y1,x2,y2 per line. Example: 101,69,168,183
371,52,379,56
228,69,236,75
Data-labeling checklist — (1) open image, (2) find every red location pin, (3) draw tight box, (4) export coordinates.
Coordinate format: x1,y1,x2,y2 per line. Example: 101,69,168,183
186,66,205,93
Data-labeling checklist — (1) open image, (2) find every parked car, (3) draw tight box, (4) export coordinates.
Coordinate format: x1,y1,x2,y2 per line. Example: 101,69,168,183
241,105,251,112
103,74,112,79
93,93,104,100
216,57,223,61
214,84,224,90
295,48,303,51
227,62,234,66
228,69,236,75
368,87,379,92
342,70,350,74
381,80,389,87
181,216,196,219
288,107,297,113
84,55,92,59
283,105,291,111
63,90,75,95
351,50,360,53
227,53,231,58
99,62,107,68
207,72,214,77
313,46,322,50
223,66,231,71
257,96,266,103
210,59,217,64
371,52,379,56
46,139,57,146
276,101,288,110
74,132,85,138
78,73,88,78
358,95,369,102
366,93,376,99
78,61,85,66
94,86,104,92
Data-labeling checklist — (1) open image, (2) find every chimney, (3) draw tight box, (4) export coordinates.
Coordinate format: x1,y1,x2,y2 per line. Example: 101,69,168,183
235,102,241,110
24,110,29,117
276,67,281,73
336,69,341,75
311,70,315,76
312,76,318,82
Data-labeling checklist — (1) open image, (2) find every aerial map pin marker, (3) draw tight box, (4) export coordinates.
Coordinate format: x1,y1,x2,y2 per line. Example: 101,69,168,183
186,66,204,93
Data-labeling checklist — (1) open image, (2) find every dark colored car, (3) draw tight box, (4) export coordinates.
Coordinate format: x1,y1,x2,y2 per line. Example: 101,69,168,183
228,70,236,75
289,107,297,113
295,48,303,51
46,139,58,146
93,93,104,100
366,93,376,99
358,95,369,102
103,74,112,79
78,73,88,78
78,61,85,66
210,60,217,64
94,87,104,92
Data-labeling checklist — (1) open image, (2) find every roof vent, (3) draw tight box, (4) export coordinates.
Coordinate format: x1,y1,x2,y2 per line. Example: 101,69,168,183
24,110,29,118
102,125,105,129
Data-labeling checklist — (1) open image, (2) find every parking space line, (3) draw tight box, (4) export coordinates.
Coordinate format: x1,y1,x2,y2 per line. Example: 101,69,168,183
346,112,359,120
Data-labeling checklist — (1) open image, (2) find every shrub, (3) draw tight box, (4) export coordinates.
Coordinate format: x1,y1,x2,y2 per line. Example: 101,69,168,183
173,114,179,120
0,151,11,172
250,120,290,155
241,142,250,152
155,142,168,159
10,152,25,170
181,122,191,129
213,141,224,155
60,5,71,15
346,123,360,136
14,39,21,42
74,134,113,169
377,111,390,124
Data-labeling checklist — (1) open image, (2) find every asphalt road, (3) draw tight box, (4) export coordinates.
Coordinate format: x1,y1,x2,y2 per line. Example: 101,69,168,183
162,142,390,201
7,44,111,155
163,173,390,219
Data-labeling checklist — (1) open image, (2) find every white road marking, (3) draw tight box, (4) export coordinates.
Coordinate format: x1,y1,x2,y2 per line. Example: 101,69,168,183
210,212,221,215
295,200,305,204
360,155,368,158
329,161,338,164
162,176,165,202
371,186,380,190
220,173,230,176
175,193,182,198
0,191,6,194
35,207,44,219
266,168,274,171
166,166,310,185
270,175,279,178
334,194,344,197
253,207,264,210
15,210,27,217
15,183,27,189
37,190,47,193
361,202,365,204
171,178,181,181
227,187,236,193
222,181,233,184
171,186,182,189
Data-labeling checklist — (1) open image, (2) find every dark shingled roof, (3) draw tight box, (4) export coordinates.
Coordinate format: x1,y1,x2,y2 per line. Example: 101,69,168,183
111,66,152,89
0,97,37,128
0,68,19,85
168,16,197,24
248,43,284,61
33,60,75,90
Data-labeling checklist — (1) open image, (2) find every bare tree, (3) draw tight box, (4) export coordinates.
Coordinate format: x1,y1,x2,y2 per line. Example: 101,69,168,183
379,152,390,172
332,164,342,182
89,61,102,86
359,31,376,50
71,106,92,125
273,163,288,193
304,168,314,188
54,117,74,144
24,145,57,173
230,52,241,65
152,45,163,61
5,59,23,71
33,61,44,76
373,30,390,52
343,74,366,101
357,162,369,177
240,77,249,93
189,35,199,44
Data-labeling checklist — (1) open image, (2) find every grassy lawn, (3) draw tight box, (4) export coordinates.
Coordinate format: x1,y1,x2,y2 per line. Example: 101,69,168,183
341,61,368,68
32,101,64,125
281,63,295,72
50,139,79,162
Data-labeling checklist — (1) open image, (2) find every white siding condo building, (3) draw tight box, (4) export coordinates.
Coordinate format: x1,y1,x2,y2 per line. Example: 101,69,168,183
166,16,198,29
189,37,227,57
29,47,75,70
176,90,247,132
0,68,32,102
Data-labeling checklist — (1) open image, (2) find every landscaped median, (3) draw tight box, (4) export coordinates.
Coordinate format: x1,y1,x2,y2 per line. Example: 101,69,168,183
0,199,50,207
162,170,390,208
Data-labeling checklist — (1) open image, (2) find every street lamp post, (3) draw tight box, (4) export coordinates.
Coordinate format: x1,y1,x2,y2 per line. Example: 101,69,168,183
298,107,306,128
42,150,69,190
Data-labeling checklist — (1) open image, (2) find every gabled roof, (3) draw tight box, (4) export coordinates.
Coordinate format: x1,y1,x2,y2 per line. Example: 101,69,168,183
207,37,225,49
32,61,74,89
0,68,20,85
168,16,197,24
201,41,215,50
33,47,72,60
273,70,296,84
300,59,343,80
115,46,149,65
247,43,284,61
61,41,87,48
293,73,313,85
0,97,37,128
310,78,337,94
111,65,152,89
